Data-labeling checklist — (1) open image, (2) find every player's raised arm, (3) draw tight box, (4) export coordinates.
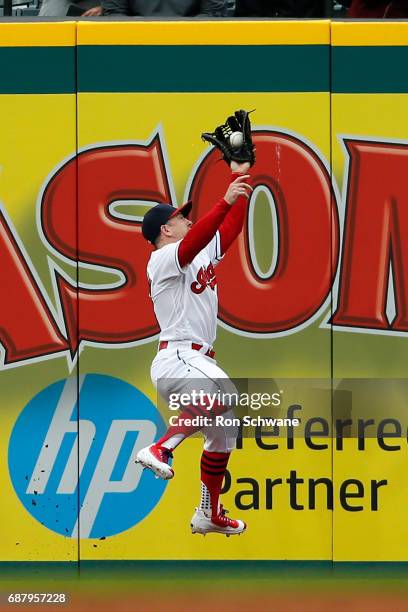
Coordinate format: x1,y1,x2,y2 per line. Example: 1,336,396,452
142,110,255,268
177,174,252,268
200,110,256,256
218,163,253,255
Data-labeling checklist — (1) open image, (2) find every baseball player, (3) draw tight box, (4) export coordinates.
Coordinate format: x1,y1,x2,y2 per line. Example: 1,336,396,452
136,111,255,536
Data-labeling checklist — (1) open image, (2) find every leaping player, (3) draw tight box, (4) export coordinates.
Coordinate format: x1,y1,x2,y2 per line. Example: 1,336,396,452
137,110,255,536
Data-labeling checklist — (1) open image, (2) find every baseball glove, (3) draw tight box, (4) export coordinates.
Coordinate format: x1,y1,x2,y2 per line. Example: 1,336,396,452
201,109,255,167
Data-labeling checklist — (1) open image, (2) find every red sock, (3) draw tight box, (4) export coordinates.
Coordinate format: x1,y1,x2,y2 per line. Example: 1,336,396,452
200,450,230,519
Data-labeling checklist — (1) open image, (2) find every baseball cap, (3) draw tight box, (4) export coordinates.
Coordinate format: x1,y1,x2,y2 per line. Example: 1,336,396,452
142,201,192,244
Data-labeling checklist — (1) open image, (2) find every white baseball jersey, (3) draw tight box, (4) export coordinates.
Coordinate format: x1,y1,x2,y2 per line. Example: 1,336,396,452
147,232,223,346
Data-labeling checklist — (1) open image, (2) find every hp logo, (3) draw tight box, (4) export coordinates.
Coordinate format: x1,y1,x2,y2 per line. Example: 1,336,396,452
8,374,168,539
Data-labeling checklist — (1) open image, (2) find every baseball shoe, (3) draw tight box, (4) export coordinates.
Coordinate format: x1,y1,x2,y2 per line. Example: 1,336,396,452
136,444,174,480
190,505,246,537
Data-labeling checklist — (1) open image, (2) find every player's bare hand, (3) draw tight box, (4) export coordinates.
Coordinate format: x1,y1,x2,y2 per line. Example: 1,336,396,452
82,5,103,15
224,174,253,205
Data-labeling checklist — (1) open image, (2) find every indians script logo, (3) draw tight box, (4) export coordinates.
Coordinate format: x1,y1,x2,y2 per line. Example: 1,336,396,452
0,127,407,370
8,374,168,538
191,263,217,294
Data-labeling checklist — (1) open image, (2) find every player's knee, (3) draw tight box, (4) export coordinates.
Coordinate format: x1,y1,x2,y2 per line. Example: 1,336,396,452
225,423,239,452
224,432,238,453
204,430,237,453
203,409,238,453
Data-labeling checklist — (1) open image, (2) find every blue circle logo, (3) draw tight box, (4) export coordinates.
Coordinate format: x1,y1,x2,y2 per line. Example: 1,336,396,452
8,374,168,539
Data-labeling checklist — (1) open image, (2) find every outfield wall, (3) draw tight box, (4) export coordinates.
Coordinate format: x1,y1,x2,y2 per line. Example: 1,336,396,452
1,20,408,562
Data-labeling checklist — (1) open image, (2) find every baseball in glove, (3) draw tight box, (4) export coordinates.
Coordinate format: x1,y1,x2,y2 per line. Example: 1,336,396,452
201,109,256,167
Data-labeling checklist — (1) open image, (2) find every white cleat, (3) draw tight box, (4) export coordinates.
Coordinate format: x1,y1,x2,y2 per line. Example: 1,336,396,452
136,444,174,480
190,506,246,537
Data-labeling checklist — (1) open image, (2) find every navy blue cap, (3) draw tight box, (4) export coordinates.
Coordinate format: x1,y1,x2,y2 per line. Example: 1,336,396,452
142,201,192,244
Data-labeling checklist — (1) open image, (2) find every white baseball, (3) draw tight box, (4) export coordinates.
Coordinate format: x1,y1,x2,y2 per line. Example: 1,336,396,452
230,131,244,149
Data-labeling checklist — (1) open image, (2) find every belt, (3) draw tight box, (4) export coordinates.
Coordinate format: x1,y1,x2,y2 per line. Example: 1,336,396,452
159,341,215,359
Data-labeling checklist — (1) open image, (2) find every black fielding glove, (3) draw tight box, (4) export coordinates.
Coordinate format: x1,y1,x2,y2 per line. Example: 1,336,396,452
201,109,256,167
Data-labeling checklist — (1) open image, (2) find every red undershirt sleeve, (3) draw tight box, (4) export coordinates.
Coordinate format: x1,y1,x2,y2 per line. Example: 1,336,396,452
218,172,250,255
178,198,231,268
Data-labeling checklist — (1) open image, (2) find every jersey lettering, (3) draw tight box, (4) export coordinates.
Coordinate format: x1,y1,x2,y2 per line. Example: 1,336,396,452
191,264,217,294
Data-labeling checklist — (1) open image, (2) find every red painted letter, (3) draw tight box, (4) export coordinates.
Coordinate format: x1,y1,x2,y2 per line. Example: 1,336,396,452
41,136,170,352
332,140,408,331
0,211,67,363
189,131,339,333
